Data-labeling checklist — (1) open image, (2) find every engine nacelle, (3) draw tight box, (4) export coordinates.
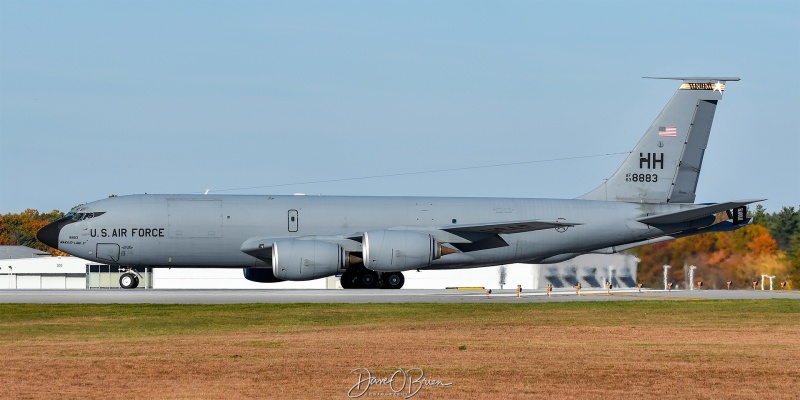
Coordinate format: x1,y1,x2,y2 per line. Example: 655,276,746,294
272,239,347,281
363,230,442,272
243,267,284,283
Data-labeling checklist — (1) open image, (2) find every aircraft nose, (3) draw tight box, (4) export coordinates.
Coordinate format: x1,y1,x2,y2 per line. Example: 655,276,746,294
36,221,61,249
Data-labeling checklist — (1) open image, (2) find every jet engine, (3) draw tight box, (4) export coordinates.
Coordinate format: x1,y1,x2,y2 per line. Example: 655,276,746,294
363,230,455,272
271,239,351,281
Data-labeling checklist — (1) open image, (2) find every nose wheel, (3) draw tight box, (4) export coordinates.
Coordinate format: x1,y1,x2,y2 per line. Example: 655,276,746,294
119,268,140,289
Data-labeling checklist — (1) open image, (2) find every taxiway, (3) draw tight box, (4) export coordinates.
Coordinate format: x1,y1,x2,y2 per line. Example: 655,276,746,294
0,288,797,304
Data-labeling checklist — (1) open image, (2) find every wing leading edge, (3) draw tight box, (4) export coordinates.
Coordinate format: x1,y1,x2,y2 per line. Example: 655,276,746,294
442,219,581,235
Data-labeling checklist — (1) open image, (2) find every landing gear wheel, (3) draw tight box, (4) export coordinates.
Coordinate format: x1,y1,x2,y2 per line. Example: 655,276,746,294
383,272,405,289
119,273,139,289
359,271,378,288
340,272,359,289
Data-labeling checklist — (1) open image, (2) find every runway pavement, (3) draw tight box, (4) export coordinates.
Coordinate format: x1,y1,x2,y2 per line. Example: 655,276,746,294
0,288,798,304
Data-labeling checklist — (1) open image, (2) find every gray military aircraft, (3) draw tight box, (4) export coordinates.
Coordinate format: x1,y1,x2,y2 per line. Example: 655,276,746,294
37,77,761,289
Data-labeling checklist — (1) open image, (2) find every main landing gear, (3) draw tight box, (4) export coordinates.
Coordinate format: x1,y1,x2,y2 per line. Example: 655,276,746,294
340,266,404,289
119,267,141,289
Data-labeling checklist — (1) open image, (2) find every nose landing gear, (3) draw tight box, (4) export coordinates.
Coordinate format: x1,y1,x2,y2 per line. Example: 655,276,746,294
119,267,141,289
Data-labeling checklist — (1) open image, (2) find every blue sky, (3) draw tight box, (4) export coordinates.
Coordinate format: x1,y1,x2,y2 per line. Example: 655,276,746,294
1,0,798,214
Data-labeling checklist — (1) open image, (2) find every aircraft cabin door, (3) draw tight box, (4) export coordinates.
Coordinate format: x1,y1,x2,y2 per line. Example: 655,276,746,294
288,210,298,232
96,243,120,263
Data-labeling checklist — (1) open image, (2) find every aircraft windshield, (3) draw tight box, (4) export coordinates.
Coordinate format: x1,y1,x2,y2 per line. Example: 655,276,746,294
70,212,105,221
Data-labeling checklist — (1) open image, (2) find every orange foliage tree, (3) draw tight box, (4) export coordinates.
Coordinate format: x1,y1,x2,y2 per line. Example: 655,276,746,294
0,209,67,256
630,221,792,289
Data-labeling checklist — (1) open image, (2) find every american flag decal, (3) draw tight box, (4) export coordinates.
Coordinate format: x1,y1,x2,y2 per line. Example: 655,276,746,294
659,126,677,137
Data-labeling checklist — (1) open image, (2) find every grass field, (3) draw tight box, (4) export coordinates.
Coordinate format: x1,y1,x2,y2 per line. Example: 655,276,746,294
1,300,798,399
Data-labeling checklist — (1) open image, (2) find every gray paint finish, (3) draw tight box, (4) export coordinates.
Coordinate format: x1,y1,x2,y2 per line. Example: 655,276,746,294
580,78,732,203
37,77,760,286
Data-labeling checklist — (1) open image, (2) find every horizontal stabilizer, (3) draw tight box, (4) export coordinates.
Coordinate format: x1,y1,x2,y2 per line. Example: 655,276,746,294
444,219,581,235
593,218,752,254
637,199,764,225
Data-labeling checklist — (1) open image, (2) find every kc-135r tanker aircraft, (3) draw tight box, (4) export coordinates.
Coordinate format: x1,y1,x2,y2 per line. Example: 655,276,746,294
38,77,762,289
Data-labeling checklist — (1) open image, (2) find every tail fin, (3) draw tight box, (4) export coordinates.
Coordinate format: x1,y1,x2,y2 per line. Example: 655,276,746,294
579,77,739,204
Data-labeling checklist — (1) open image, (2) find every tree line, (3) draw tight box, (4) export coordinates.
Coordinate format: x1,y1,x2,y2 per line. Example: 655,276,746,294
0,209,66,256
1,205,798,288
629,205,800,289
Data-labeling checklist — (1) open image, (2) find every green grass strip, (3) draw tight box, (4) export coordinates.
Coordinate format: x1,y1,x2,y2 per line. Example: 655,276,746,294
0,300,796,340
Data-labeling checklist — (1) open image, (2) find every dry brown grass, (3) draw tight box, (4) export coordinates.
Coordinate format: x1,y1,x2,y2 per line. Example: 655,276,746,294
1,300,798,399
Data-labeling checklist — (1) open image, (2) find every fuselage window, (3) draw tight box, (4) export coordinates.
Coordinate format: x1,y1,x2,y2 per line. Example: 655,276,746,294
288,210,299,232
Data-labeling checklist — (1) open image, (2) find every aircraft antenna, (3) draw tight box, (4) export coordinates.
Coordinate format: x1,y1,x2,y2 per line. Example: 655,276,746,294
196,150,630,194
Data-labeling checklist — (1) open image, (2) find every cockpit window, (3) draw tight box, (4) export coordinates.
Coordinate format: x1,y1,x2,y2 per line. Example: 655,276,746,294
70,212,105,221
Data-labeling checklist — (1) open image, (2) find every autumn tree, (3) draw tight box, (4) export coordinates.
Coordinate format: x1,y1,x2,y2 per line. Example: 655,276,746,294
753,205,800,288
0,209,66,256
629,206,797,289
755,205,799,249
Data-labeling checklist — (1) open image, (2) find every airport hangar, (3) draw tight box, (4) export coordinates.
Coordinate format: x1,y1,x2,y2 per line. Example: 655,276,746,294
0,245,637,290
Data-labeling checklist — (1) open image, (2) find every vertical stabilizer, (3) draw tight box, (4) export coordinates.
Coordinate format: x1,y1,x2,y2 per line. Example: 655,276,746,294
579,77,739,204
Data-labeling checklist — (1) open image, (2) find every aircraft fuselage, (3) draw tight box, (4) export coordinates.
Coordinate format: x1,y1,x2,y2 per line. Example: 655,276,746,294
45,194,705,269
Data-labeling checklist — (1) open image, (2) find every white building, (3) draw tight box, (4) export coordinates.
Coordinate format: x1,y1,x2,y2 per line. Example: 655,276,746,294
0,245,637,290
1,246,88,289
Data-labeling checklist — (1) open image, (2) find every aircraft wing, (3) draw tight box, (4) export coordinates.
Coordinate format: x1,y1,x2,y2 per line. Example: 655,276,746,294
241,219,582,260
442,219,582,235
636,199,765,225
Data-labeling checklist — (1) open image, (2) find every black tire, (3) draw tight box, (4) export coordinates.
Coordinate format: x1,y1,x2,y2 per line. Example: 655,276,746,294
384,272,405,289
340,272,359,289
119,273,137,289
359,271,378,288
